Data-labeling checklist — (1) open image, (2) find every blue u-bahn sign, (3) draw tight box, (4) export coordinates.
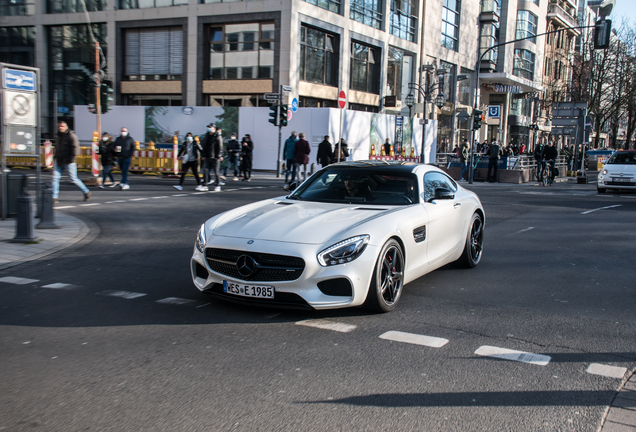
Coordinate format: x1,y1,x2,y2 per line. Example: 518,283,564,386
3,68,36,91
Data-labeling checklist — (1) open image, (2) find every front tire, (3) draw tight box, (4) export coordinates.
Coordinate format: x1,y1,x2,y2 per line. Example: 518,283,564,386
364,239,404,313
456,212,484,268
597,187,606,194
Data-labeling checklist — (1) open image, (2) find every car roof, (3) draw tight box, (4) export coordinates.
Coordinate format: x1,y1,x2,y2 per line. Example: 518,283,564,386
327,160,425,174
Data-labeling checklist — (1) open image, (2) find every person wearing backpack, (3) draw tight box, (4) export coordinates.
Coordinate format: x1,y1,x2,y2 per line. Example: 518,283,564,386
487,139,502,183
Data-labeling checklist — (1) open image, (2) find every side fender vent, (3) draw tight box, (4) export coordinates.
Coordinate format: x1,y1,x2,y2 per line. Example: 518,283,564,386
413,225,426,243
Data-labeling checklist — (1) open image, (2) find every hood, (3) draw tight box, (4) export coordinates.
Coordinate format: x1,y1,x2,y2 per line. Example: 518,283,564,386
212,199,397,244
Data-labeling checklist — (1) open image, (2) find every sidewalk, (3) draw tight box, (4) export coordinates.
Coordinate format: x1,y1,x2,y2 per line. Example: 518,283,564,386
0,212,90,271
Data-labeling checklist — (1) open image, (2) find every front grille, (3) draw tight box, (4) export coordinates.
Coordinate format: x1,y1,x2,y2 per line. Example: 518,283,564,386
606,181,636,186
317,278,353,297
205,248,305,282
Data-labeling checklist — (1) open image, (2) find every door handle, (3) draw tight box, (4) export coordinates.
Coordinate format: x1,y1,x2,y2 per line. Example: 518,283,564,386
453,202,462,209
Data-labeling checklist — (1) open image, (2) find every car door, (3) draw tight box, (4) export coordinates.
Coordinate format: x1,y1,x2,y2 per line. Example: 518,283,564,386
422,171,465,265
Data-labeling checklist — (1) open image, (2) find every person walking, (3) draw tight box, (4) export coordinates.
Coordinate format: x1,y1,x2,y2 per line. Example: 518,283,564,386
240,134,254,181
317,135,333,168
202,124,224,189
114,127,135,190
336,138,349,162
52,121,90,203
459,139,469,181
98,132,117,189
487,139,502,183
295,132,311,181
201,123,215,185
174,132,205,191
284,131,298,187
383,138,392,157
223,133,241,181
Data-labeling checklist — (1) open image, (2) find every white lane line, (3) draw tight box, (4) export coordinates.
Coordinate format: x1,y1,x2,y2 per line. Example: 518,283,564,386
105,200,127,203
241,187,255,190
96,290,147,299
379,331,449,348
475,345,551,366
55,206,76,209
581,204,622,215
620,196,636,199
224,189,239,192
156,297,207,307
0,277,39,285
80,203,100,207
41,283,73,290
295,319,357,333
586,363,627,379
190,192,206,195
152,196,169,199
513,227,535,235
129,198,148,201
172,194,189,197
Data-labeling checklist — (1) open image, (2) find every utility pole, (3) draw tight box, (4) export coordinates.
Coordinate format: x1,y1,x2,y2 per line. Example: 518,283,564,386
95,41,101,135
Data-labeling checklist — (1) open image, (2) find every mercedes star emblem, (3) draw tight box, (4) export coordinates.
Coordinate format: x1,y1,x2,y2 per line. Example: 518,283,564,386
236,255,257,278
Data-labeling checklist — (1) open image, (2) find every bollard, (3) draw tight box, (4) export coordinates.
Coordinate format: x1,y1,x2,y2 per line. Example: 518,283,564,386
36,187,59,229
11,193,37,243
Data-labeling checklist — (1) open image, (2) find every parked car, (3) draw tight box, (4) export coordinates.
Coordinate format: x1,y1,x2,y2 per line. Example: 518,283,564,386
597,150,636,193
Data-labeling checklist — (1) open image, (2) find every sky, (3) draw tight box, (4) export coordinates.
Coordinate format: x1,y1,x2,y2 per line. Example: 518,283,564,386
609,2,636,28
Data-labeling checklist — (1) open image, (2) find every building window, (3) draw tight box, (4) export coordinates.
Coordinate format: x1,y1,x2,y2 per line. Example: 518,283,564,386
125,28,183,80
48,0,106,12
350,0,382,29
479,23,499,64
513,49,535,81
516,10,538,43
350,42,380,94
299,97,336,108
119,0,187,8
303,0,340,14
0,27,35,66
300,25,337,86
441,0,460,51
207,23,274,80
0,0,35,15
125,95,182,106
386,46,413,101
349,103,379,112
390,0,417,42
481,0,500,15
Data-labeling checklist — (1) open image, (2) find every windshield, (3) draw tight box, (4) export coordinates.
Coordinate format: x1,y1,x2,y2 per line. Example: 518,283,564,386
607,152,636,165
289,168,419,205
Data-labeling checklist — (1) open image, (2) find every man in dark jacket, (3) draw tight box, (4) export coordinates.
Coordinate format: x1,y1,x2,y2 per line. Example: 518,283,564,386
459,139,469,181
487,139,502,183
114,127,135,190
52,121,90,203
295,132,311,181
201,124,224,190
223,133,241,180
98,132,117,189
284,131,298,186
317,135,333,168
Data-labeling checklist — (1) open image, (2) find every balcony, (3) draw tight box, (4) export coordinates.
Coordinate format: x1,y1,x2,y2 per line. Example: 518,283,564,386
480,0,500,23
547,1,581,34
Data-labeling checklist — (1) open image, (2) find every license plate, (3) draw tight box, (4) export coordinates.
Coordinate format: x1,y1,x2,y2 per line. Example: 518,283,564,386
223,281,274,299
613,178,630,182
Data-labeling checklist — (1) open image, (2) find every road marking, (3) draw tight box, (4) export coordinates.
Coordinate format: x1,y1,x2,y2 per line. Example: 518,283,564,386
96,290,147,299
129,198,148,201
620,196,636,199
475,345,551,366
55,206,76,209
0,277,39,285
190,192,206,195
295,319,357,333
80,203,100,207
152,196,169,199
172,194,189,197
580,204,622,215
586,363,627,379
513,227,535,235
379,331,449,348
41,283,73,289
224,189,239,192
156,297,206,307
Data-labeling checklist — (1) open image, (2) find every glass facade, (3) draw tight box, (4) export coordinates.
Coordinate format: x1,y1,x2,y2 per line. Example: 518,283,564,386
389,0,417,42
208,23,274,80
437,61,456,153
48,23,107,127
126,27,183,80
48,0,107,13
300,25,337,86
516,10,538,43
513,49,535,80
441,0,460,51
386,47,413,102
0,0,35,15
303,0,340,14
119,0,187,8
350,0,382,29
350,42,380,94
0,26,35,67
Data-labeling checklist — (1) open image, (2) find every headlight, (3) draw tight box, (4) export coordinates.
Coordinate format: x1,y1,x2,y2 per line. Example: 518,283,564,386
603,169,608,175
318,235,369,266
195,224,206,253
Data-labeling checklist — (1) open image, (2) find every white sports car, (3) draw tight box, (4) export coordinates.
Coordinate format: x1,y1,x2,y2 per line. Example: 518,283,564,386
597,150,636,193
191,161,485,312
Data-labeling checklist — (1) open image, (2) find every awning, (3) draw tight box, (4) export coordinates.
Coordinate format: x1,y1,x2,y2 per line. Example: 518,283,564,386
480,72,543,93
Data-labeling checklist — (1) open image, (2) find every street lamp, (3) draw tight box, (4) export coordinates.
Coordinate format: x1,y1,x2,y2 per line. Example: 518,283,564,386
435,93,445,110
405,92,415,118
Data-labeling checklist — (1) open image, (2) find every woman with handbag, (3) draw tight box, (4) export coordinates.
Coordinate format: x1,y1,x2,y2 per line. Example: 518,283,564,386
174,132,205,191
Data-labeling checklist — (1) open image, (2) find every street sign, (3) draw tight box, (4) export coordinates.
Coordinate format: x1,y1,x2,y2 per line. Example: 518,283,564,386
2,68,36,91
396,116,403,126
457,110,470,122
291,98,299,112
58,106,69,114
488,105,501,118
3,90,37,126
551,128,576,135
264,93,280,100
287,110,292,121
4,125,37,156
282,85,292,93
551,118,579,127
338,90,346,109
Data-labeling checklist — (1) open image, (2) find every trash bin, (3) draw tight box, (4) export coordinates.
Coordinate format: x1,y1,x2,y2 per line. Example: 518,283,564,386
6,172,27,217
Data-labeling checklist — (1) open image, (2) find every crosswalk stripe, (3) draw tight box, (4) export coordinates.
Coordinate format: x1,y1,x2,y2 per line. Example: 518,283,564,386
475,345,550,366
295,319,357,333
41,283,73,289
156,297,207,307
0,277,39,285
586,363,627,379
379,331,449,348
96,290,147,299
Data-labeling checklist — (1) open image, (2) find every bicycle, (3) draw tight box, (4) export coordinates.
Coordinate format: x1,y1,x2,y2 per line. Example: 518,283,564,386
542,160,555,187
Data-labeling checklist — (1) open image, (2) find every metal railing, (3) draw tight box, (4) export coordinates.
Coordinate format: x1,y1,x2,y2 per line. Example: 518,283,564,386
547,2,578,28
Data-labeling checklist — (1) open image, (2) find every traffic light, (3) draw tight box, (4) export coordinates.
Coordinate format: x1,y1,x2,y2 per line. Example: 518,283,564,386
594,19,612,49
101,80,114,114
269,104,279,126
279,104,288,127
473,109,483,130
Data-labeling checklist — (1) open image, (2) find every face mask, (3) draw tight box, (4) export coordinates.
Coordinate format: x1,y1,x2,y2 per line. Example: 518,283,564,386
187,137,193,143
207,128,212,133
231,136,236,140
121,132,128,137
102,137,108,141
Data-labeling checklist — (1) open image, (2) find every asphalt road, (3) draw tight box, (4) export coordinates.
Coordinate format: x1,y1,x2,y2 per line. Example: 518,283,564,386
1,172,635,431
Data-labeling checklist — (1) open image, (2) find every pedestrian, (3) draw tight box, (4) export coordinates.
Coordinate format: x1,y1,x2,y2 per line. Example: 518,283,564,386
459,139,469,181
384,138,392,157
174,132,205,191
223,133,241,181
487,139,502,183
240,134,254,181
52,120,90,203
284,131,298,187
114,127,135,190
201,123,216,186
202,124,224,190
216,128,225,180
98,132,117,189
317,135,333,168
295,132,311,181
336,138,349,162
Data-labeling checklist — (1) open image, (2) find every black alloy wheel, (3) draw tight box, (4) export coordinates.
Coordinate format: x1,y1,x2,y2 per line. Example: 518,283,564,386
456,212,484,268
365,239,404,313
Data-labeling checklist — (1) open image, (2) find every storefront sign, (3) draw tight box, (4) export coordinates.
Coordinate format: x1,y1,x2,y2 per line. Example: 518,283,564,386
482,83,522,94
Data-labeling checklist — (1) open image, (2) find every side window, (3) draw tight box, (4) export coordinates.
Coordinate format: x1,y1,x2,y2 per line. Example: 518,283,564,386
423,172,457,202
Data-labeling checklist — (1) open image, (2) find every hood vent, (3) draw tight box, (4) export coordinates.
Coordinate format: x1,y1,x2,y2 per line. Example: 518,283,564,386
355,207,387,211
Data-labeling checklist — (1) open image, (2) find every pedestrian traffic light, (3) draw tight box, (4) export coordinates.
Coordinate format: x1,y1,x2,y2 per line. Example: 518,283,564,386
101,80,114,114
279,104,288,127
594,19,612,49
269,104,279,126
473,109,483,130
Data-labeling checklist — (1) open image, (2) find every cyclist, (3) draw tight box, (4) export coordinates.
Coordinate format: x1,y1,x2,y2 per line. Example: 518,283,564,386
541,140,559,183
533,137,546,181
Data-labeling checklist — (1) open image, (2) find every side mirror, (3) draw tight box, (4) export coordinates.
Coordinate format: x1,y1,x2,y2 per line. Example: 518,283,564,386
432,188,454,201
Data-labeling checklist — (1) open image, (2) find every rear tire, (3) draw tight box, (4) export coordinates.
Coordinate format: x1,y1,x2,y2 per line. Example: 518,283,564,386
456,212,484,268
364,239,404,313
